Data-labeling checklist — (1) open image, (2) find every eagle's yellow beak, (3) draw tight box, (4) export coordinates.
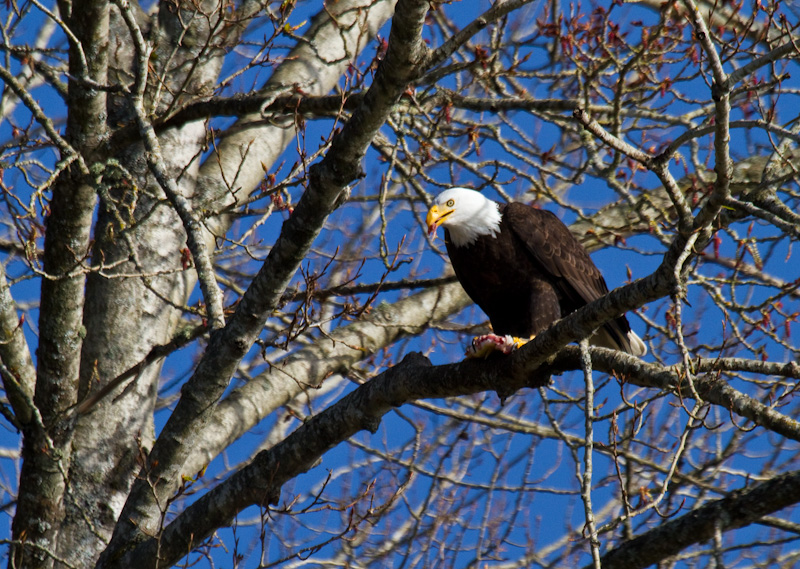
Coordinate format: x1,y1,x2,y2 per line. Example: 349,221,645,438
426,204,453,237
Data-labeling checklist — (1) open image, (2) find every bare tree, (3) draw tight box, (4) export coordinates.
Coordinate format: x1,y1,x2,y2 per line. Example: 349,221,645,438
1,0,799,567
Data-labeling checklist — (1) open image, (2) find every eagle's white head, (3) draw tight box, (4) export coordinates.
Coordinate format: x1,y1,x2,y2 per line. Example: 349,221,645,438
426,187,502,247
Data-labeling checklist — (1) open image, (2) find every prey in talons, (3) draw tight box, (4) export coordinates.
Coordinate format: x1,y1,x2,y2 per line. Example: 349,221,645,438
466,334,528,358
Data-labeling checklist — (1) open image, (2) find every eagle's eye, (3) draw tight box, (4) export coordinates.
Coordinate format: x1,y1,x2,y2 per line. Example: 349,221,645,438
446,199,455,207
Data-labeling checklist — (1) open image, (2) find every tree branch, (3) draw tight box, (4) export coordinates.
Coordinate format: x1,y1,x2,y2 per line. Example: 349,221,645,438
589,469,800,569
549,347,800,442
0,260,36,425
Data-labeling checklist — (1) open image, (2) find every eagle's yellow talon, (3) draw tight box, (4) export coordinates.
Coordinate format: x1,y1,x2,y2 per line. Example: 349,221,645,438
466,334,527,358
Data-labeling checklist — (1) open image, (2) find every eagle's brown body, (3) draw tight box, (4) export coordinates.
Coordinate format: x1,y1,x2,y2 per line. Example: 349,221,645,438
444,202,638,353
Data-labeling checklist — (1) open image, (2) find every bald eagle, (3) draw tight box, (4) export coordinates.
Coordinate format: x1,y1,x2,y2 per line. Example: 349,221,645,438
426,187,646,357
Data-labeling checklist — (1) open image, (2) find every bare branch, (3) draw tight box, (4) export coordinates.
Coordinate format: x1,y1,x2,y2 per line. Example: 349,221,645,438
592,469,800,569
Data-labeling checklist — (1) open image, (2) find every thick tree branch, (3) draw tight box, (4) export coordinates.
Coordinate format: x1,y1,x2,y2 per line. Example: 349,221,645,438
57,0,243,564
549,347,800,442
11,0,109,565
0,260,35,425
589,469,800,569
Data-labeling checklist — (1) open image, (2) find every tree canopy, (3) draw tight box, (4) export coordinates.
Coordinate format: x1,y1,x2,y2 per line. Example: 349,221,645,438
1,0,799,567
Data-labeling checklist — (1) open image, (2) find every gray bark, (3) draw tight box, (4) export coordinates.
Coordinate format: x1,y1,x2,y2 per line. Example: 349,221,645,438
11,0,108,566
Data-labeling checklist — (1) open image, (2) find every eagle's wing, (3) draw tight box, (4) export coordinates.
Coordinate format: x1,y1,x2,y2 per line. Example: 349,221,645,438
502,202,609,309
502,202,645,355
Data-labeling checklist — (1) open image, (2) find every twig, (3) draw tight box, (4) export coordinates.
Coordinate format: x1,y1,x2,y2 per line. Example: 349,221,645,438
579,339,602,569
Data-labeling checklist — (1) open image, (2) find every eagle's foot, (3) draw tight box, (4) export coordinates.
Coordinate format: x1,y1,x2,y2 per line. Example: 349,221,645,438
466,334,526,358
